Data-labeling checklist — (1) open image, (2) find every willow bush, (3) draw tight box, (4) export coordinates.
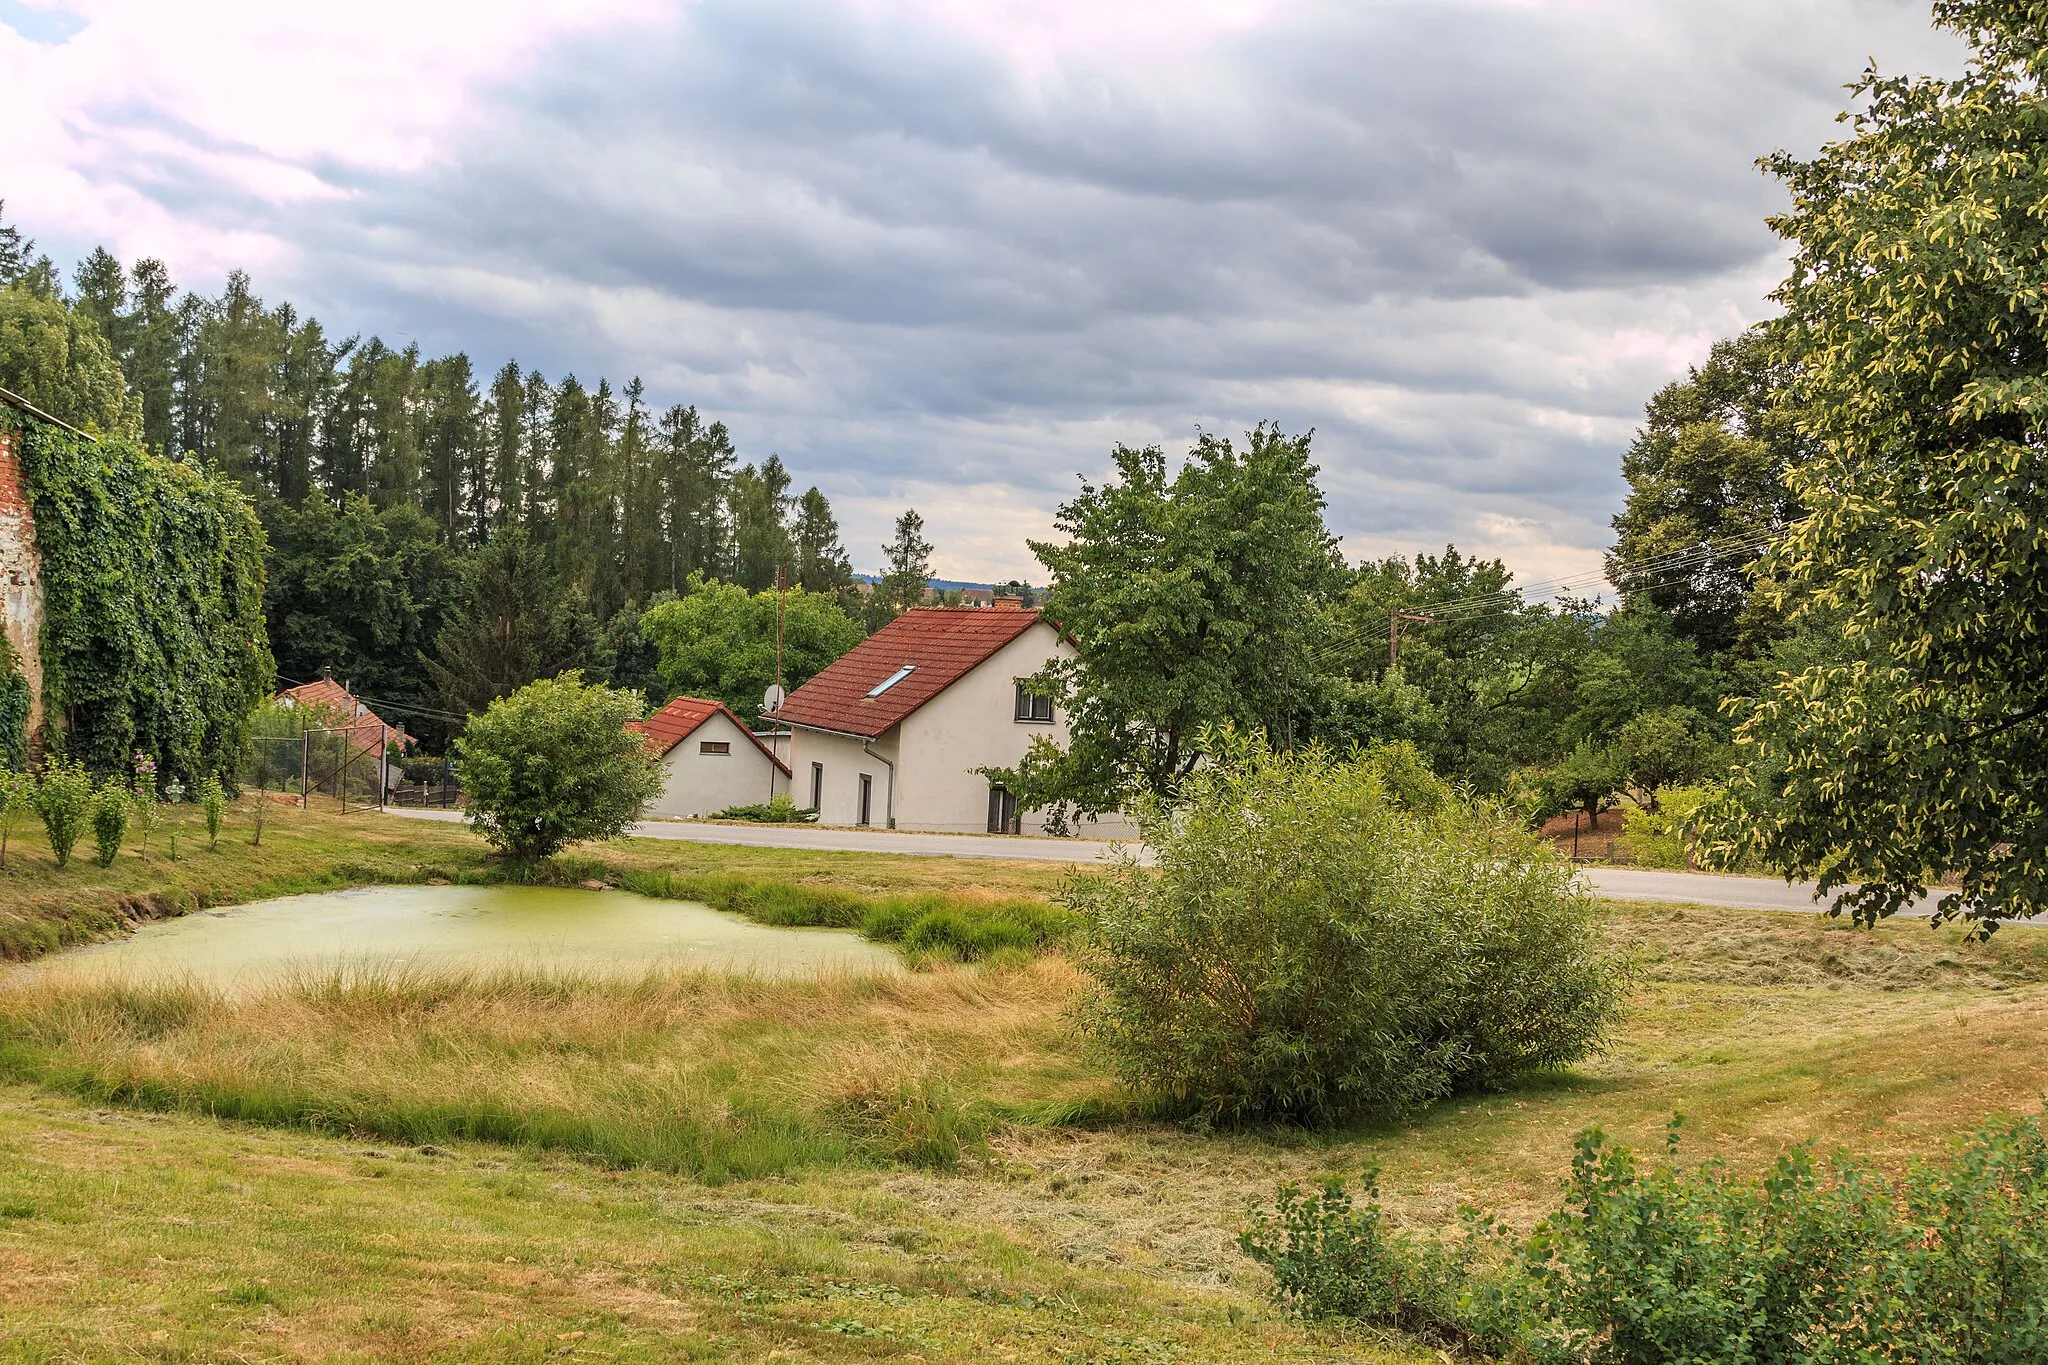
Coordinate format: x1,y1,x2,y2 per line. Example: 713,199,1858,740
1063,734,1624,1123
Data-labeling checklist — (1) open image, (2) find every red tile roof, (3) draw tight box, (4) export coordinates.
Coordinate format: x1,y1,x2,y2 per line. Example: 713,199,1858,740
629,695,791,776
765,607,1046,739
276,678,411,753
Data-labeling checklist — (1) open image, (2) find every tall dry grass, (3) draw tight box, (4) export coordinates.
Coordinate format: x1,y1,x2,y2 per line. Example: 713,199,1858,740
0,957,1105,1180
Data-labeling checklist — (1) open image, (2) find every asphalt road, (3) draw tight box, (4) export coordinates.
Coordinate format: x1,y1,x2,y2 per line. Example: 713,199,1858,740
388,809,2008,919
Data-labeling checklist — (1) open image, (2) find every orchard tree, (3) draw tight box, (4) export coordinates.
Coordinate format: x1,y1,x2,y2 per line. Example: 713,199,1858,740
454,672,662,860
1708,0,2048,928
1011,425,1342,813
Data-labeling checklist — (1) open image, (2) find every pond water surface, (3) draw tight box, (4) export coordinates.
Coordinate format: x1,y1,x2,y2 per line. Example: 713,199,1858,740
14,884,902,990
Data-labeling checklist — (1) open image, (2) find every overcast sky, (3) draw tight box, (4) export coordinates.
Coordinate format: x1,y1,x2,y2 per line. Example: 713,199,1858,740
0,0,1967,586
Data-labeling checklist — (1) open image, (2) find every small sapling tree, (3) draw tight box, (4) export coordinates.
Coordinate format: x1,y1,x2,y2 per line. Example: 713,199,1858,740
33,759,91,869
453,671,663,861
129,752,159,859
199,773,226,850
0,767,30,868
90,779,128,868
163,777,184,860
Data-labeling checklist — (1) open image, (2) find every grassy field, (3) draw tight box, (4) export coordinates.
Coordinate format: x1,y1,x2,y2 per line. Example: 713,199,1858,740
1,805,2047,1360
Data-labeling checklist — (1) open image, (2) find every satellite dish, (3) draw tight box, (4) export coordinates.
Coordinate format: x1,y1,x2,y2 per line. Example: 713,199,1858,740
762,684,787,714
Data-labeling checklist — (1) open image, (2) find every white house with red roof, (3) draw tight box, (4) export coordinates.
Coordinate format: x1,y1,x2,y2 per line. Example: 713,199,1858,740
276,674,412,789
631,695,791,819
765,602,1116,835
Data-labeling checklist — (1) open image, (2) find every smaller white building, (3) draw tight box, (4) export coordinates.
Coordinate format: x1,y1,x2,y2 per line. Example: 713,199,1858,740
766,603,1129,836
632,696,790,818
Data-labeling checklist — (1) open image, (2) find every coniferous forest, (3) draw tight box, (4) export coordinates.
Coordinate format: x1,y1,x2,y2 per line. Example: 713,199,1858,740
2,216,924,743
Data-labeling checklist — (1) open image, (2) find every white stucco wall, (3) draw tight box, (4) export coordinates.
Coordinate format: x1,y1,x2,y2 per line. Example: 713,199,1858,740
647,710,786,818
785,727,898,826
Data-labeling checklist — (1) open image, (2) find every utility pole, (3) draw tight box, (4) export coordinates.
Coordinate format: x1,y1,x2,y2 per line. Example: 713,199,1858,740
1388,610,1435,669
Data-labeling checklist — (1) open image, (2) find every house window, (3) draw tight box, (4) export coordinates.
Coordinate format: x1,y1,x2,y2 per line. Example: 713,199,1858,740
858,774,873,827
987,782,1019,835
809,762,824,811
867,665,916,698
1014,682,1053,723
699,741,731,755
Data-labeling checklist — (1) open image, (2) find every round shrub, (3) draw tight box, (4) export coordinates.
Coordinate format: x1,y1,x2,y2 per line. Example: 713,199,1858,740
33,758,91,869
1062,733,1625,1124
454,671,664,861
90,779,129,868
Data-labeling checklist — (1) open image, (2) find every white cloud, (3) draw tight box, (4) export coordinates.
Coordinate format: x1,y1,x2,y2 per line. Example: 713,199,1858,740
0,0,1972,583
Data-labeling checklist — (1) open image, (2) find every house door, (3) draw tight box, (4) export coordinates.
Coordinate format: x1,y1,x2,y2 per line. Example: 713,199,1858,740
987,783,1019,835
858,774,873,827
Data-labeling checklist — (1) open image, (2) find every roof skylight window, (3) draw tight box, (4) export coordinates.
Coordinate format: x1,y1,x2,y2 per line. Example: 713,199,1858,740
867,665,917,698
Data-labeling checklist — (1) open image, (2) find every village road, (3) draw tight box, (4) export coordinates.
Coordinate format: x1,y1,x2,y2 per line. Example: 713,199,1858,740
384,809,2039,921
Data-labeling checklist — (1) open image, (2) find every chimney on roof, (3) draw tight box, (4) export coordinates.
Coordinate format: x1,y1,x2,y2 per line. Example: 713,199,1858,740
992,594,1024,610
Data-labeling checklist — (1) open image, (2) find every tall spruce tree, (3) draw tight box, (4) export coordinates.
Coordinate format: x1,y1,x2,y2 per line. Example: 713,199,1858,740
877,508,935,619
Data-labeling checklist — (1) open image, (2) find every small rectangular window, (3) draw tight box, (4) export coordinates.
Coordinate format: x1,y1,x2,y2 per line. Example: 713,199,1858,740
699,741,731,755
809,762,824,810
868,665,916,698
1014,682,1053,723
858,774,873,827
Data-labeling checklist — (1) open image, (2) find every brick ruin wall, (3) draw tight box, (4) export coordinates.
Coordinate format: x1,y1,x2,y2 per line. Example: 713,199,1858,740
0,428,45,738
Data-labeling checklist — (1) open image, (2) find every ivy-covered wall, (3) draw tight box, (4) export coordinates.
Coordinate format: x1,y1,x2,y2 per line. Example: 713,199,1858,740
1,404,272,782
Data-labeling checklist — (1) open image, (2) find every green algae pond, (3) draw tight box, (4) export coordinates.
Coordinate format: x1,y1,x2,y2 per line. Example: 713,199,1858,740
12,884,904,990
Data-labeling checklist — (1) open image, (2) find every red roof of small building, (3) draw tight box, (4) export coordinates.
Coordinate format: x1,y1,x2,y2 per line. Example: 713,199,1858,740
765,607,1047,739
630,695,791,776
276,677,411,753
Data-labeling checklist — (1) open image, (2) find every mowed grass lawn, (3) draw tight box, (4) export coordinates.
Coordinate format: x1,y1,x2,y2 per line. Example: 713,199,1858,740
1,801,2046,1360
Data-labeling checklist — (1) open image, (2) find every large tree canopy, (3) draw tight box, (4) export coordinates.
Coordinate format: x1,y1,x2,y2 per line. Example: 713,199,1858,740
1709,0,2048,927
1017,425,1341,813
640,575,864,725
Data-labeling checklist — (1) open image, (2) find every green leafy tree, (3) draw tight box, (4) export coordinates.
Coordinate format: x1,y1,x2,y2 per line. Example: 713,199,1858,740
641,575,865,725
1534,740,1627,822
429,528,597,717
1707,1,2048,927
0,286,139,436
0,767,32,867
1011,426,1341,814
1608,329,1807,657
198,772,226,851
453,672,663,860
33,759,90,868
90,778,128,867
265,492,461,728
1615,707,1715,811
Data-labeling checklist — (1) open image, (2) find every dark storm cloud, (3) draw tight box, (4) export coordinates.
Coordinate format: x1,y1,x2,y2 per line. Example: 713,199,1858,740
218,0,1967,578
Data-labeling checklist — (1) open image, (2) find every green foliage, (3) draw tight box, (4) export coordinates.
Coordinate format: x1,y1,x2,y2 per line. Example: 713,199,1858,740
1607,327,1806,657
263,492,460,738
1613,706,1716,809
0,636,30,774
10,414,272,785
429,529,597,718
710,794,819,823
89,780,128,868
0,767,31,868
874,507,934,622
453,672,663,860
1525,1114,2048,1363
1708,4,2048,927
197,774,225,851
128,752,159,858
1062,732,1624,1123
1237,1170,1475,1342
32,759,90,869
641,574,864,726
1621,788,1711,870
1242,1114,2048,1363
0,286,138,437
612,867,1075,961
1019,426,1342,814
1530,740,1626,823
